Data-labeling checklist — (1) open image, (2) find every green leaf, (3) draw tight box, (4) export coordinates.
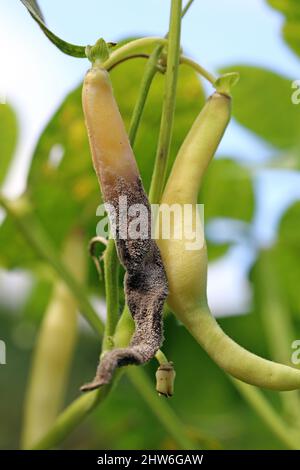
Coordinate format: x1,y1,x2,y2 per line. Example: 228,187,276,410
207,243,230,262
272,243,300,316
268,0,300,17
267,1,300,57
20,0,86,57
200,158,254,261
220,65,300,149
278,200,300,247
272,201,300,315
201,158,255,222
0,215,38,269
283,20,300,57
0,104,18,186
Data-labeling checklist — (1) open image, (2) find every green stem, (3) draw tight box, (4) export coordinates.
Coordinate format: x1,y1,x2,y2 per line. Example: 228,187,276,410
149,0,182,204
231,378,300,450
0,195,103,337
180,56,216,85
127,367,198,450
113,0,196,147
103,37,168,71
155,349,169,365
182,0,195,17
102,239,119,352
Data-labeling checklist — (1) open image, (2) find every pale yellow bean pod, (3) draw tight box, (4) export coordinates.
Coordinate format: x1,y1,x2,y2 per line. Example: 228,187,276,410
158,92,300,391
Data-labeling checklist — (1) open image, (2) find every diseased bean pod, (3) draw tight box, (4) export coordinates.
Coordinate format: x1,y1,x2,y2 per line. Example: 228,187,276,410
81,63,168,391
158,91,300,391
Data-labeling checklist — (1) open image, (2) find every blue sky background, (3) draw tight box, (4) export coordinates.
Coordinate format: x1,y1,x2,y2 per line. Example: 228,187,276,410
1,0,300,316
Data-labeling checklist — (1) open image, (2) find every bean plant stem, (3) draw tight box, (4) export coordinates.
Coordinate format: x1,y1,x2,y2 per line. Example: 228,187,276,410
149,0,183,204
126,0,195,145
102,239,120,351
182,0,195,17
155,349,169,365
128,45,164,145
180,56,216,85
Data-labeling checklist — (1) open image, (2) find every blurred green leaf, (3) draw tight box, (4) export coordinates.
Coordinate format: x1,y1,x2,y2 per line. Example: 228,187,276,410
220,65,300,149
272,201,300,315
284,21,300,57
0,307,286,449
207,243,230,262
0,104,18,186
278,201,300,315
0,216,37,269
278,200,300,247
201,158,255,222
20,0,86,57
21,278,53,323
268,0,300,17
268,0,300,57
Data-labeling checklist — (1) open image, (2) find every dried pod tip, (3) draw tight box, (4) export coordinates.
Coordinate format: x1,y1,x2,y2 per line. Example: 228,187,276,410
155,362,176,397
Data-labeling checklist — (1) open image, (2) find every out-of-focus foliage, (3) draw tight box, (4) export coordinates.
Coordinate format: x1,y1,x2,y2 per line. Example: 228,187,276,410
201,158,254,222
278,200,300,248
220,65,300,149
0,104,18,186
200,157,255,261
0,308,292,450
268,0,300,58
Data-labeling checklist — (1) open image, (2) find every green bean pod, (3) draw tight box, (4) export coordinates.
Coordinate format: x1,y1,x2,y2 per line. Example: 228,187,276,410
158,92,300,391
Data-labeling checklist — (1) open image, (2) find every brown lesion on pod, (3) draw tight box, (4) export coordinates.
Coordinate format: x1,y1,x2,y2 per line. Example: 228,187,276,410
81,66,168,391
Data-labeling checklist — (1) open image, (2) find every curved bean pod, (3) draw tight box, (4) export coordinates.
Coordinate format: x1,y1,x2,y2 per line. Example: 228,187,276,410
158,92,300,391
